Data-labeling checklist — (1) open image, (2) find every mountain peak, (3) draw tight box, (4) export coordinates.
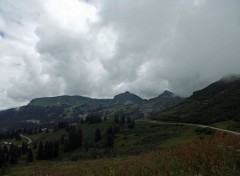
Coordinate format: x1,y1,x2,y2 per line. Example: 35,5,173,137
192,75,240,99
113,91,143,104
220,74,240,83
161,90,174,96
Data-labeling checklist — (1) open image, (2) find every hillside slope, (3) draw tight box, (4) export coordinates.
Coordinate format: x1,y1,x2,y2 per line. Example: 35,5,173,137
156,76,240,124
0,91,183,129
29,95,112,107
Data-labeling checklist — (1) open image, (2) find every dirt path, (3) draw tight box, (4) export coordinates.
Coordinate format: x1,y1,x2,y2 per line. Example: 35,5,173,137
139,119,240,136
20,134,32,145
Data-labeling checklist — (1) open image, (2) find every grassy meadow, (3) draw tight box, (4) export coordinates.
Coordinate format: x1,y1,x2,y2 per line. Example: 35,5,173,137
9,131,240,176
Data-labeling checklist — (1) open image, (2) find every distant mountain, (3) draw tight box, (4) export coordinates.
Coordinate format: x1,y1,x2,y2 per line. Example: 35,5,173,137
29,95,112,107
149,90,183,104
0,90,183,129
156,76,240,124
113,91,143,105
140,90,184,117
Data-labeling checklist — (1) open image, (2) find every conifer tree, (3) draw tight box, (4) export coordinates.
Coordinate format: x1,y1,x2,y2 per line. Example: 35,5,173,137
95,128,102,142
0,146,4,168
114,115,119,124
76,128,82,148
106,126,114,148
44,141,54,160
68,126,77,150
53,141,59,158
9,144,18,164
27,148,33,162
36,141,44,160
21,142,28,155
3,145,9,162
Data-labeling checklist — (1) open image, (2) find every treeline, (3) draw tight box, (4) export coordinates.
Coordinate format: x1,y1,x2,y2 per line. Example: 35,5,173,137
0,142,34,172
53,114,104,131
35,124,118,161
0,127,42,141
0,114,136,166
63,126,82,152
36,140,59,160
114,114,135,129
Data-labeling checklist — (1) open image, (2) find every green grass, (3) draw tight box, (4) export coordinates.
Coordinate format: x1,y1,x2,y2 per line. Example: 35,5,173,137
0,119,214,176
1,119,234,176
212,120,240,131
0,136,28,146
18,119,205,161
114,121,199,155
155,80,240,125
9,133,240,176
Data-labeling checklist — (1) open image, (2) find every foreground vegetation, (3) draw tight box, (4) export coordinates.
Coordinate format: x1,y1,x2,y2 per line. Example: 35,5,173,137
156,78,240,126
1,116,240,176
0,118,207,175
9,132,240,176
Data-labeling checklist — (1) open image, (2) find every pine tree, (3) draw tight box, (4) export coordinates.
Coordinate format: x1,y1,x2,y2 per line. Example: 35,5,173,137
121,115,125,124
44,141,54,160
36,141,44,160
106,126,114,148
128,119,135,129
103,116,107,121
61,134,65,145
17,146,21,158
68,126,77,150
114,114,119,124
21,142,28,155
131,119,135,129
95,128,102,142
127,116,131,124
113,125,120,134
33,142,37,150
27,148,33,162
0,146,4,168
76,128,82,148
53,141,59,158
63,139,69,152
80,118,84,124
9,144,18,164
3,145,9,163
15,132,21,141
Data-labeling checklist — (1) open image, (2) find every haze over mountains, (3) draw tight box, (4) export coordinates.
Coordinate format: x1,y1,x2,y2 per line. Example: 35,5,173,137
0,75,240,131
1,1,240,175
0,76,239,176
157,75,240,124
1,0,240,110
0,90,183,129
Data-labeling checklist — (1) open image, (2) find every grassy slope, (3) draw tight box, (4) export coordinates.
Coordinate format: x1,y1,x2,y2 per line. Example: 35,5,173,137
155,79,240,126
1,119,207,174
23,120,200,159
212,120,240,131
10,132,240,176
0,136,28,146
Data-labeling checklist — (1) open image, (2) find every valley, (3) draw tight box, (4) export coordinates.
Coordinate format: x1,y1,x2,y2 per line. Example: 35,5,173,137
0,77,239,175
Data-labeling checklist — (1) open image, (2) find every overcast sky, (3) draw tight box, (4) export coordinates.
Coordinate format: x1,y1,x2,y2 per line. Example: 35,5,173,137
0,0,240,109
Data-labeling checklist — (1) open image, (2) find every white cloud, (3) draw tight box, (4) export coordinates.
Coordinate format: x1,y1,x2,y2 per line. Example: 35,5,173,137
0,0,240,109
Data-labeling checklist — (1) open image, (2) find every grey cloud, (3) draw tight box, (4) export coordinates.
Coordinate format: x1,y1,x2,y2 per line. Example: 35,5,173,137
97,0,240,96
1,0,240,109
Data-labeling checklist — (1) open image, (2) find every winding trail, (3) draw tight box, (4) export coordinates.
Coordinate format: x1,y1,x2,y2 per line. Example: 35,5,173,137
20,134,32,145
139,119,240,136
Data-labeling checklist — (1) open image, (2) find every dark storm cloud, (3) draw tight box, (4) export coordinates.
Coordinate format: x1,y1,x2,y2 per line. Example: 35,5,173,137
1,0,240,109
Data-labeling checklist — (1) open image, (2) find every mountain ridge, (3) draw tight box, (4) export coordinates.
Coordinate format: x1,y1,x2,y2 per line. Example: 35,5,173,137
0,90,183,129
156,77,240,124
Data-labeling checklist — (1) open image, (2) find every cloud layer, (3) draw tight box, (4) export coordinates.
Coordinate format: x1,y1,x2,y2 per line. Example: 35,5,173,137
1,0,240,109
